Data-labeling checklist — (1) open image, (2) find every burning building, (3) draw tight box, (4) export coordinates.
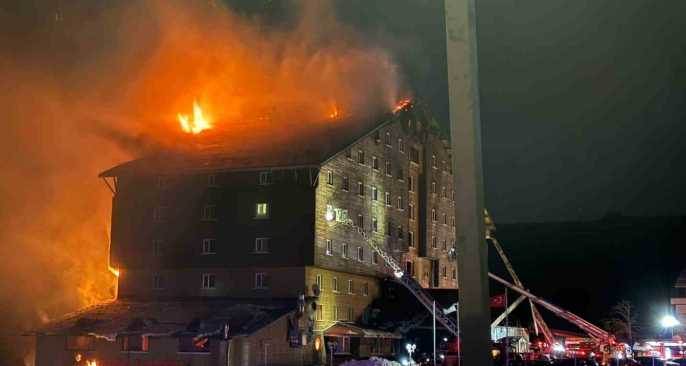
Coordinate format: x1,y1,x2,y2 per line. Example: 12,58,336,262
32,101,458,365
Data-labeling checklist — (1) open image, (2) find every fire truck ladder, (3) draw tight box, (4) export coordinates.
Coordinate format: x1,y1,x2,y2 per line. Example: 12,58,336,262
340,218,461,337
488,272,611,343
485,210,555,347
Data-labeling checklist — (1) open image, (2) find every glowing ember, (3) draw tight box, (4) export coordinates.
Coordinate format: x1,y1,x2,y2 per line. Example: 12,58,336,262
328,103,341,119
178,101,212,134
393,98,412,113
86,360,97,366
108,266,120,278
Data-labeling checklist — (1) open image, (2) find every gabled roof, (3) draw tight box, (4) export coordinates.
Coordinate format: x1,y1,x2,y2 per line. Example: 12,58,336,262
33,299,295,338
100,108,405,177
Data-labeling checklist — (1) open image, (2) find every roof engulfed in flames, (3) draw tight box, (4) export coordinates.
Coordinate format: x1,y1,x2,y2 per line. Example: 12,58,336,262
178,101,212,134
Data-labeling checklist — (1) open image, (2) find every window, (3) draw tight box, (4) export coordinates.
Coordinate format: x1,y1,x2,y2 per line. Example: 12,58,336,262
363,283,369,296
408,204,415,220
432,236,438,249
405,261,413,276
316,274,323,291
332,277,339,292
432,209,437,222
342,243,349,259
443,213,448,225
408,231,414,247
384,131,392,146
408,176,414,192
442,266,447,278
386,220,392,236
347,307,354,321
201,273,216,289
398,138,405,153
152,239,163,256
371,186,378,201
316,305,324,321
431,181,437,194
442,239,447,250
153,206,167,222
326,239,333,256
342,176,350,191
357,247,364,261
385,192,391,206
432,154,437,168
372,156,379,170
333,306,339,320
201,238,216,254
451,216,456,227
356,214,364,228
442,160,447,172
373,130,381,142
122,335,149,352
397,225,404,239
207,174,218,187
258,171,272,185
348,279,354,294
254,272,269,289
442,186,447,199
410,148,419,163
345,149,352,159
254,237,270,253
357,149,365,164
255,202,269,218
396,196,404,210
201,204,217,221
153,274,164,290
385,160,392,176
452,268,457,280
372,251,379,265
327,170,334,185
372,217,378,232
358,181,364,196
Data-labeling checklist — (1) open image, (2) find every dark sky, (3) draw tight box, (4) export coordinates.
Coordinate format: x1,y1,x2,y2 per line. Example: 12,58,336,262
333,0,686,223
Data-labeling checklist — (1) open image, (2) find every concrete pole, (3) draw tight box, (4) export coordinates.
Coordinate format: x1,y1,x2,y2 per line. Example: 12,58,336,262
445,0,492,365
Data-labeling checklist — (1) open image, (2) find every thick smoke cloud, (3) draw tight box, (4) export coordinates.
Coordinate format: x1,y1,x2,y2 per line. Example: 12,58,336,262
0,1,403,364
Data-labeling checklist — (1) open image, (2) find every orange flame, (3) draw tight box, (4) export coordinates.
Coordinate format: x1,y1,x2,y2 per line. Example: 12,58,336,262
178,101,212,134
328,103,341,119
108,266,120,278
393,98,412,113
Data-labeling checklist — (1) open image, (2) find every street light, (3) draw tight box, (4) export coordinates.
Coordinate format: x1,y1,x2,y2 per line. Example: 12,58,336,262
660,315,681,339
406,343,417,365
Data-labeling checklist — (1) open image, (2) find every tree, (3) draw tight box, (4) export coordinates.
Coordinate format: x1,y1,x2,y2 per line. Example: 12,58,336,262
602,300,639,345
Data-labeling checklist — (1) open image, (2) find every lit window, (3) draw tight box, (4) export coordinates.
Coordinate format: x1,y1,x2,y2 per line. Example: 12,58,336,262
201,238,216,254
372,156,379,170
398,138,405,153
254,272,269,289
258,171,272,185
358,181,364,196
385,192,391,206
342,176,350,191
152,239,163,256
254,237,270,253
372,217,378,232
357,149,365,164
432,236,437,249
201,204,217,221
255,202,269,218
363,283,369,296
385,161,392,176
201,273,216,289
326,239,333,256
327,171,334,185
357,247,364,262
385,132,392,146
153,274,165,290
372,186,378,201
408,231,414,247
332,277,339,292
348,279,354,294
342,243,349,259
207,174,218,187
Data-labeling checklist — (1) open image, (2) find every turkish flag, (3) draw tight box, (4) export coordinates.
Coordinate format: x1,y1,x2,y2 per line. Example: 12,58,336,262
490,294,506,308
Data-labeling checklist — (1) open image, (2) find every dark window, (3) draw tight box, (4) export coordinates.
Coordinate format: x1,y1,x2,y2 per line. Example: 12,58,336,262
153,206,167,222
410,148,419,163
202,204,217,221
201,238,216,254
357,150,365,164
385,161,392,175
345,149,352,159
255,272,269,289
254,238,270,253
153,274,165,290
357,214,364,228
372,186,378,201
372,156,379,170
342,176,350,191
385,132,392,146
358,181,364,196
398,138,405,153
258,171,272,185
327,171,334,185
408,231,414,247
201,273,216,289
207,174,218,187
372,217,378,232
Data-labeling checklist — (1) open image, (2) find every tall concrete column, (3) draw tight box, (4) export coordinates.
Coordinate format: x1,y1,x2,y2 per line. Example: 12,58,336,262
445,0,492,365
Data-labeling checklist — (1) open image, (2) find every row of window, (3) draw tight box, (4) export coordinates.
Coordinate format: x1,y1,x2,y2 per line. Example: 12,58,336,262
66,335,211,353
156,171,274,190
314,274,370,296
151,237,270,256
153,202,270,223
325,239,380,263
151,272,269,290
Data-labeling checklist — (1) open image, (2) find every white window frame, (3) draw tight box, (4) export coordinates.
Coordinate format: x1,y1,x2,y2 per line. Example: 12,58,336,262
316,274,323,291
326,239,333,256
357,149,365,164
201,238,216,255
332,277,339,293
327,170,334,185
408,203,415,220
255,202,269,219
384,132,392,146
396,196,403,211
258,171,272,186
357,246,364,262
254,237,270,254
201,204,217,221
385,161,392,176
385,192,391,206
398,138,405,153
371,186,378,201
358,181,364,196
372,156,379,170
342,243,349,259
372,217,378,232
201,273,216,289
347,279,354,294
432,209,437,222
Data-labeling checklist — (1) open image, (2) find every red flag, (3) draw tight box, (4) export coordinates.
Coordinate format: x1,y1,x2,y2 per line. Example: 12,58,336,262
490,294,506,308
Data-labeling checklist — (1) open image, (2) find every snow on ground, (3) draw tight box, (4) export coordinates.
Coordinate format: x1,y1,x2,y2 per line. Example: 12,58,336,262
340,356,402,366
